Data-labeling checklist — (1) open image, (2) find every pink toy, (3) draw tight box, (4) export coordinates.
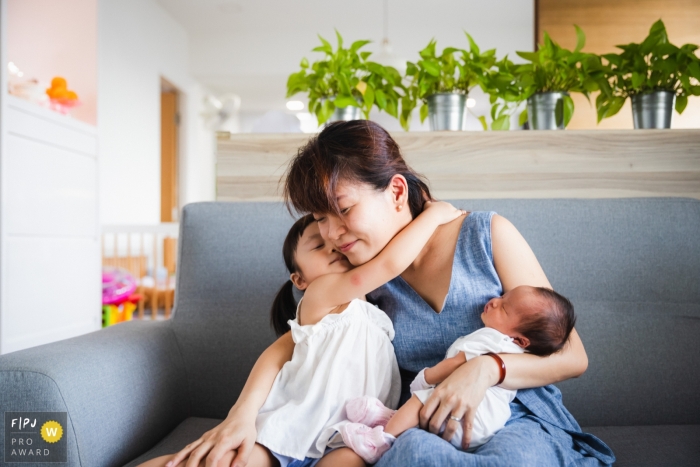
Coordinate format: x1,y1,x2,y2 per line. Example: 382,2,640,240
102,267,137,305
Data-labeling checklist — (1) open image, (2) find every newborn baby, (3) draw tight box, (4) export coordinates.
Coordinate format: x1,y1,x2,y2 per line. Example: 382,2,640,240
340,285,577,463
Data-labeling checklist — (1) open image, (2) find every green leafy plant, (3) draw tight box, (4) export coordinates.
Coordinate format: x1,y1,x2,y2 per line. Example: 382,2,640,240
480,56,527,130
286,31,404,125
482,25,602,130
400,33,496,130
596,19,700,122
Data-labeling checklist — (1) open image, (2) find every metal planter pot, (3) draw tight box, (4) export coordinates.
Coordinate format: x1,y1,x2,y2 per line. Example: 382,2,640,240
427,93,467,131
527,91,569,130
631,91,675,129
328,105,362,122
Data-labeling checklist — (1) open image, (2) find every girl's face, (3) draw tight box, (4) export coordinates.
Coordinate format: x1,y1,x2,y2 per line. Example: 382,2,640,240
291,221,352,290
312,177,413,266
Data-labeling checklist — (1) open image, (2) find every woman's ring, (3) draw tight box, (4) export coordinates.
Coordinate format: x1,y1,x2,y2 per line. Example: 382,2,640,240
449,415,462,422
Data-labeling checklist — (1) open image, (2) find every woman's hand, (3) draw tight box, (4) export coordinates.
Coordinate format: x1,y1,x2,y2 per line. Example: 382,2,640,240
418,355,499,450
423,200,466,225
165,407,258,467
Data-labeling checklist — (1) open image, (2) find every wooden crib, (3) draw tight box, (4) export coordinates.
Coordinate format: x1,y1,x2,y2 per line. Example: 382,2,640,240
101,224,179,320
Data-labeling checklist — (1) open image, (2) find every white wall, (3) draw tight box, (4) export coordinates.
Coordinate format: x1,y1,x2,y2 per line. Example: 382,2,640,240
1,0,102,355
157,0,534,131
7,0,98,125
99,0,215,225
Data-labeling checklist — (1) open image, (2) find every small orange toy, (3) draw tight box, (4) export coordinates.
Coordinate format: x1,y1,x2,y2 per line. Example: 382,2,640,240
46,76,79,114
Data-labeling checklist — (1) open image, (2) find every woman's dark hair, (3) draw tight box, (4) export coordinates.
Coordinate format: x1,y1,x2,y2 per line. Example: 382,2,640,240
270,214,316,336
283,120,432,219
516,287,577,356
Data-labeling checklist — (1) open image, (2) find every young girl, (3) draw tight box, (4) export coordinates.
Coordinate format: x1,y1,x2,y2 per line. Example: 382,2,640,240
339,285,577,464
253,200,463,467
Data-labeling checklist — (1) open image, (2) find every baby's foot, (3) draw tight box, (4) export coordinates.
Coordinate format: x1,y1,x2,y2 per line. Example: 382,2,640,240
345,396,396,427
340,423,395,464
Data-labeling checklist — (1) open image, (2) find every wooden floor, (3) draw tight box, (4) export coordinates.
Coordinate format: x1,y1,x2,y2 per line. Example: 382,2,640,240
216,130,700,201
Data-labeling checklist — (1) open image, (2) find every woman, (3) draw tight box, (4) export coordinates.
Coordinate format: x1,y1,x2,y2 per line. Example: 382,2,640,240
162,120,614,467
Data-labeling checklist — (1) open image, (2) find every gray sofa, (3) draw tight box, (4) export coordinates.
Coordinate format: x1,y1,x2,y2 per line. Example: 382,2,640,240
1,198,699,467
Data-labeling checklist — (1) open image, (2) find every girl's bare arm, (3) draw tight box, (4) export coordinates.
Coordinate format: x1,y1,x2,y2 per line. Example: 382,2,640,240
302,202,464,324
229,331,295,416
166,332,294,467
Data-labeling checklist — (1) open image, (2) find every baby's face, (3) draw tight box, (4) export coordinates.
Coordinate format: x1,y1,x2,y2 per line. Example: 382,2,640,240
481,286,541,339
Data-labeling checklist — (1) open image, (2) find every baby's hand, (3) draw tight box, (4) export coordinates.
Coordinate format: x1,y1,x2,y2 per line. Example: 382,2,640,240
423,200,466,225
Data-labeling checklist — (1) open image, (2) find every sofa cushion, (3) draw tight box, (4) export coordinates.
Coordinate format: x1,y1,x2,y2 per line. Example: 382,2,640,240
583,425,700,466
122,417,223,467
556,301,700,427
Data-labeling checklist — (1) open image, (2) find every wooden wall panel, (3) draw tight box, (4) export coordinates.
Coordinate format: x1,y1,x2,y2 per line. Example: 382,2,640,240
216,130,700,202
538,0,700,130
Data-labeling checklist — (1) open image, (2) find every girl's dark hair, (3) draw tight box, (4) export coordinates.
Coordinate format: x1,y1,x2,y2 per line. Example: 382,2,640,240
516,287,577,356
270,214,316,336
283,120,432,219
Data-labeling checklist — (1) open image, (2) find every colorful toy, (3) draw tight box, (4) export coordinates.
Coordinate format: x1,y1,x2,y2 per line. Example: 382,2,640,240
45,76,80,114
102,267,140,327
102,267,137,305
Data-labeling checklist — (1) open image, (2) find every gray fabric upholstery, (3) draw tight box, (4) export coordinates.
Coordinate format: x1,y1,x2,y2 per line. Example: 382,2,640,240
171,202,293,420
452,198,700,427
122,418,223,467
583,425,700,466
1,198,698,466
0,319,188,467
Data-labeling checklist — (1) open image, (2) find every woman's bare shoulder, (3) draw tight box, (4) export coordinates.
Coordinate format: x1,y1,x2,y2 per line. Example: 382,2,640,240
490,214,551,290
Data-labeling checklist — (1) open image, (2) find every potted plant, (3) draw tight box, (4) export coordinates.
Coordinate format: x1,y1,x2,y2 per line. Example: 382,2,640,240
596,20,700,129
518,26,601,130
479,56,528,130
286,31,404,125
400,33,496,131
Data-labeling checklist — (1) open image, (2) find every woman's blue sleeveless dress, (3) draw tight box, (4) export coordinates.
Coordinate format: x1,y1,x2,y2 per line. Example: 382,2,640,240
367,211,615,467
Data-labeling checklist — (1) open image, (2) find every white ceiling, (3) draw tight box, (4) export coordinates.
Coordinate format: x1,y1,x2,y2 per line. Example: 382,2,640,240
156,0,534,112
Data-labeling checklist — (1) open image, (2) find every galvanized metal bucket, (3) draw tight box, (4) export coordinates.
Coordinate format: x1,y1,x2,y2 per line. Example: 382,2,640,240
427,93,467,131
328,105,362,122
631,91,675,129
527,91,569,130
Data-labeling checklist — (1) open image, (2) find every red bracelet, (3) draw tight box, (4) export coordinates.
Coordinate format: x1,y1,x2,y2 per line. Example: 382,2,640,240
484,352,506,386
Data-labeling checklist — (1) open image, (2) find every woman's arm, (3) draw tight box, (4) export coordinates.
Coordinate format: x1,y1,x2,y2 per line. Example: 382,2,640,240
419,214,588,450
165,332,294,467
302,201,464,324
490,214,588,387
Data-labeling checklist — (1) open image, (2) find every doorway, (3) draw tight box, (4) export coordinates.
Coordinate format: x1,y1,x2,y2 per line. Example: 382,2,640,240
160,78,179,222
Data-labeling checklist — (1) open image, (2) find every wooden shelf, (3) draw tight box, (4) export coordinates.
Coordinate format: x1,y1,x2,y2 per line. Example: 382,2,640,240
216,130,700,201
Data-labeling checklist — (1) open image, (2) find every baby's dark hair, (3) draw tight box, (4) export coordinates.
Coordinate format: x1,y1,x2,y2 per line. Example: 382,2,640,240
515,287,576,356
270,214,316,337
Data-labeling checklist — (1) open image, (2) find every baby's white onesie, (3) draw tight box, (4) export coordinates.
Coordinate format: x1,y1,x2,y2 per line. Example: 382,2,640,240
411,327,525,450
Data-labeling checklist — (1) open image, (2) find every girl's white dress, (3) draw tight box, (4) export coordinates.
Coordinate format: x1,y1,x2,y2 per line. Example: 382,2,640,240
256,298,401,461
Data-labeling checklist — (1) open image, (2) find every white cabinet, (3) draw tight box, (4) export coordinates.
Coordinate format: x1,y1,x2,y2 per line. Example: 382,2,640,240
0,95,101,354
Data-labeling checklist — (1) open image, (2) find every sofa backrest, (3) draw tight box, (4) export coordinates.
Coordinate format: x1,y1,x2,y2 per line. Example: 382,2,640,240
172,198,700,427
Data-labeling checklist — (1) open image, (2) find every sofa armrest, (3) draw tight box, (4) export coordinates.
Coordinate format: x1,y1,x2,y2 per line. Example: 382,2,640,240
0,320,190,467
